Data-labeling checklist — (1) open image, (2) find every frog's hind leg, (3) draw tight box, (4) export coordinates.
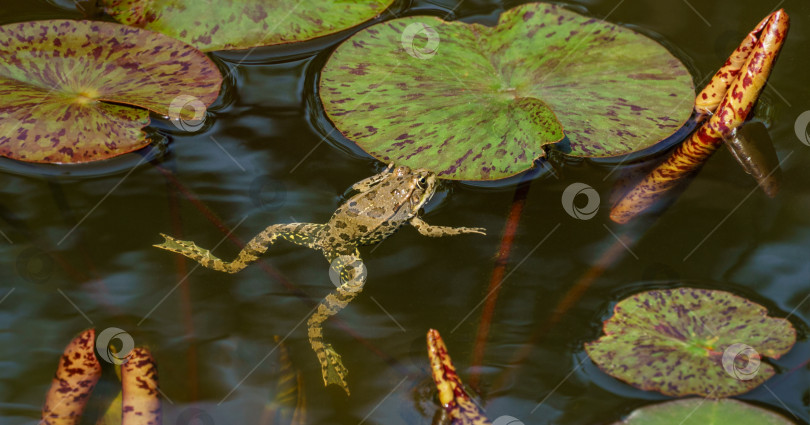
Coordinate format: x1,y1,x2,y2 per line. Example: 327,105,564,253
307,250,367,395
154,223,324,273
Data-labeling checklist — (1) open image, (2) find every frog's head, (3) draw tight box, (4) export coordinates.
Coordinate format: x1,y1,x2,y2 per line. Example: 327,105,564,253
386,165,438,211
409,167,437,210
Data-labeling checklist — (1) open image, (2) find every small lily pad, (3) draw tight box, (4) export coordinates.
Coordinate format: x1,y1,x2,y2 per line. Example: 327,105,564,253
0,20,222,163
585,288,796,398
613,398,795,425
101,0,396,52
319,3,694,180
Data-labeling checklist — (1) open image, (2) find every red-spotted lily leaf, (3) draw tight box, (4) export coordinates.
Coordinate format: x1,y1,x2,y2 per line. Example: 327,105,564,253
320,3,694,181
0,20,222,164
101,0,395,52
585,288,796,398
613,398,795,425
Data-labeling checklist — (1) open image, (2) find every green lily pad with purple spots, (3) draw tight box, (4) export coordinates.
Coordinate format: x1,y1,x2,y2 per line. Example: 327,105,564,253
319,2,695,180
101,0,395,52
0,20,222,164
613,398,795,425
585,288,796,398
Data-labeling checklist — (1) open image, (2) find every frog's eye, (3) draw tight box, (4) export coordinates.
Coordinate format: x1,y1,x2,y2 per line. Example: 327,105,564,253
416,176,428,188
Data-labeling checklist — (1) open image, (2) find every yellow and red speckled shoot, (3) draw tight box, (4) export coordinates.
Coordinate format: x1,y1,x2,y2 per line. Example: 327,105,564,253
427,329,491,425
610,9,789,224
41,329,102,425
694,14,772,115
121,347,161,425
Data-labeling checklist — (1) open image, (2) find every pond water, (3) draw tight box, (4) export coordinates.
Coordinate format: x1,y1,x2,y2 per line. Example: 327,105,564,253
1,0,809,424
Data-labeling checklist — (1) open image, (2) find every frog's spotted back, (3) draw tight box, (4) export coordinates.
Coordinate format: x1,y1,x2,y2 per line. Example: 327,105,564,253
153,164,485,394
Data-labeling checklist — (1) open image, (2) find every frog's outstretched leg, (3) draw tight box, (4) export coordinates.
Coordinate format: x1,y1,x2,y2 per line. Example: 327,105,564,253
307,251,366,395
410,216,486,237
154,223,324,273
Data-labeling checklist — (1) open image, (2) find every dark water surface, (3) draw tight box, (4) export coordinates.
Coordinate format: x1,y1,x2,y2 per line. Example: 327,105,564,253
1,0,809,424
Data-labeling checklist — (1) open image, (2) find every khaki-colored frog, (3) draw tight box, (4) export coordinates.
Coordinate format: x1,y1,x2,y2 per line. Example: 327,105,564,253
154,164,485,394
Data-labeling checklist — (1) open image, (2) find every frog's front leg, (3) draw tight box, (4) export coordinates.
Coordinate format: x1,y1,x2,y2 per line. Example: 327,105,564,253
409,216,486,237
307,250,366,395
154,223,324,273
348,164,394,192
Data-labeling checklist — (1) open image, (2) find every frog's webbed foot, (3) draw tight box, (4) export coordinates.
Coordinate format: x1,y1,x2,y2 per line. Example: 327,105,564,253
409,216,486,237
321,343,350,393
154,233,231,271
154,223,323,274
307,252,367,395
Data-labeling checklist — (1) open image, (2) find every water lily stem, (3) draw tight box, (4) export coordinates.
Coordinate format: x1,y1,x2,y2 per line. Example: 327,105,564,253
164,171,200,401
469,174,533,390
45,178,122,316
490,227,639,393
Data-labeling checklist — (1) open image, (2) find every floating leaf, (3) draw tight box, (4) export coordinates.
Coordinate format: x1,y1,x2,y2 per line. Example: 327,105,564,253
319,2,694,180
42,329,102,425
0,19,222,164
101,0,395,52
612,398,795,425
585,288,796,398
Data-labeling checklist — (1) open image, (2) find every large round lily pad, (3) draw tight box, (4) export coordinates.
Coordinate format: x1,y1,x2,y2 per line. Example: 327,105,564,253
585,288,796,398
319,2,694,181
613,399,795,425
0,20,222,164
101,0,396,52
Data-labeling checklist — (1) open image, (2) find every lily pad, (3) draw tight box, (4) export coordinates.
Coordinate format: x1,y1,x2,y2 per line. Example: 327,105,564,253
585,288,796,398
319,2,694,180
101,0,396,52
0,20,222,164
612,398,795,425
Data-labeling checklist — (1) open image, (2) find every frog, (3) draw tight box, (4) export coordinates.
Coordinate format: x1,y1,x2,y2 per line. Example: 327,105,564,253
153,164,486,394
